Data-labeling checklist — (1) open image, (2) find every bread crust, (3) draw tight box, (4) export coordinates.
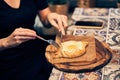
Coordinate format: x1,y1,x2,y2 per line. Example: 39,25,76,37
45,35,112,72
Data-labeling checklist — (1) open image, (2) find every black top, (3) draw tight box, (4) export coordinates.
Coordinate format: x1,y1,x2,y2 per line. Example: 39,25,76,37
0,0,52,80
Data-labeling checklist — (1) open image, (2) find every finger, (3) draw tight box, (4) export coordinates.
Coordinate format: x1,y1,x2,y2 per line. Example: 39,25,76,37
49,20,59,29
15,33,36,39
60,26,65,35
60,15,68,35
22,28,36,34
15,36,36,40
56,16,66,35
18,27,36,34
15,28,36,37
61,15,68,28
15,39,30,44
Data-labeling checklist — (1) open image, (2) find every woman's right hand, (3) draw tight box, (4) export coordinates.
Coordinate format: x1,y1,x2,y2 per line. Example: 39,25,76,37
1,27,37,49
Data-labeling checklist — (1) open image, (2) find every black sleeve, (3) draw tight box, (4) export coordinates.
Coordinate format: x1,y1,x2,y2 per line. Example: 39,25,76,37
34,0,49,11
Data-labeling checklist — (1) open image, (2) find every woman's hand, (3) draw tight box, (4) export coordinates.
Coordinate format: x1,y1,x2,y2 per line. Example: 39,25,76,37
47,13,68,35
1,27,36,49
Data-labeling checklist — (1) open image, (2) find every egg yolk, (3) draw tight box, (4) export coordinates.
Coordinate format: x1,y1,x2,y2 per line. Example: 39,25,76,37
67,45,78,49
61,41,84,52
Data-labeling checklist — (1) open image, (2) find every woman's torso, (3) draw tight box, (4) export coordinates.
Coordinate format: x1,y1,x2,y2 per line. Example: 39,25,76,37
0,0,37,38
0,0,51,80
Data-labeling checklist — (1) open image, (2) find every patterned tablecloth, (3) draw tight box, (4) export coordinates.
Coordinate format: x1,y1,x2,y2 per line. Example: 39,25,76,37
49,8,120,80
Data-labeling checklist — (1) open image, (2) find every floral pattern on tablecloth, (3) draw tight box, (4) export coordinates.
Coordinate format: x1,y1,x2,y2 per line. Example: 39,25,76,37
49,8,120,80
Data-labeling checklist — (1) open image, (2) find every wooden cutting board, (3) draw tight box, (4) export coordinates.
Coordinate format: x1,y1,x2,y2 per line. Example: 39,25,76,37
45,35,113,73
45,35,97,63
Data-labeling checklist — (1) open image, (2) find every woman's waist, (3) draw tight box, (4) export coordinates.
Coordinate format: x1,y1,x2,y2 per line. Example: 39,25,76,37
0,39,46,64
0,52,43,71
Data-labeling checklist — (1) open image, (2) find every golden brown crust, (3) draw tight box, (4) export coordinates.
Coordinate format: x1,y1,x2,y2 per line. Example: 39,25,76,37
54,49,110,71
46,41,88,58
45,36,96,63
45,35,112,72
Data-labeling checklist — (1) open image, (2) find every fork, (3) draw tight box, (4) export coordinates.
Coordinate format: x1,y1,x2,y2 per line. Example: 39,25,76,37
36,35,60,49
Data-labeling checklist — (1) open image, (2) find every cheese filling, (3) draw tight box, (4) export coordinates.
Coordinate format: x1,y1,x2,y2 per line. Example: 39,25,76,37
61,41,84,54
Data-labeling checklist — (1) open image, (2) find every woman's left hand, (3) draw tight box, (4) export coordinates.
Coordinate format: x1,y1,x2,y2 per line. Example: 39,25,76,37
47,13,68,35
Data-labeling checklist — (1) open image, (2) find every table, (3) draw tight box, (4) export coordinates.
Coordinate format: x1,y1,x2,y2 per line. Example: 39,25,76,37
49,8,120,80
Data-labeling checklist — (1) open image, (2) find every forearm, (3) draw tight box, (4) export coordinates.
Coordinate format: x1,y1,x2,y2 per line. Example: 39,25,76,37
0,38,7,51
38,7,68,35
38,7,52,28
40,16,53,28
